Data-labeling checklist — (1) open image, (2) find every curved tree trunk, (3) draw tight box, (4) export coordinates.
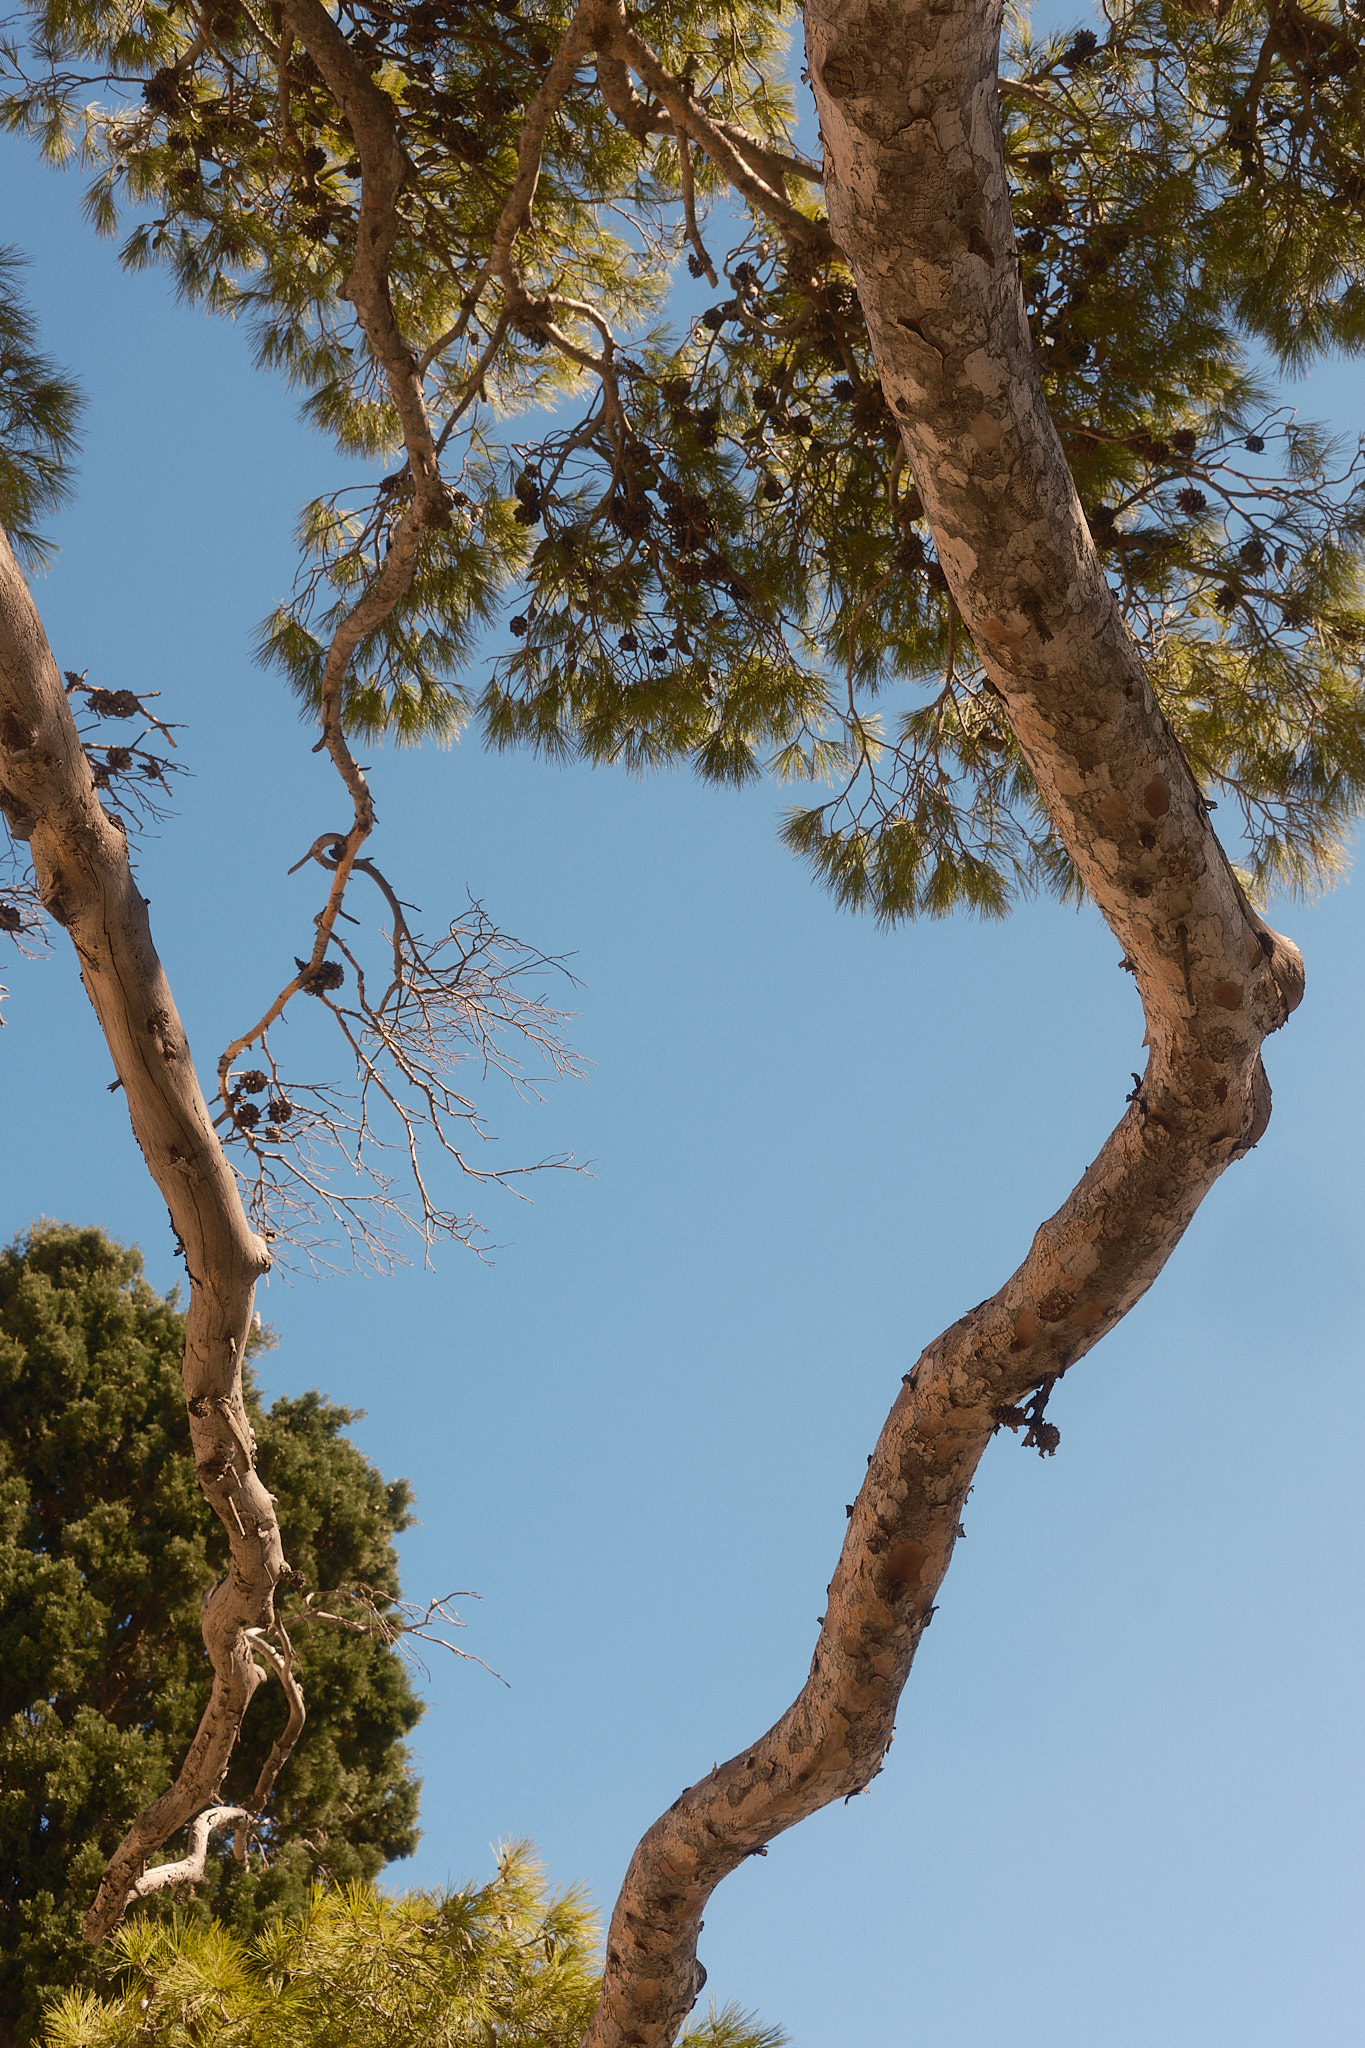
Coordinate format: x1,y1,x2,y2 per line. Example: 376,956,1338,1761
0,531,285,1940
581,3,1305,2041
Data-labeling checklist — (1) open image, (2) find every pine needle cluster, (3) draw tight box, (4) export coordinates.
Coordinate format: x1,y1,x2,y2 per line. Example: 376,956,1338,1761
41,1845,784,2048
0,249,81,568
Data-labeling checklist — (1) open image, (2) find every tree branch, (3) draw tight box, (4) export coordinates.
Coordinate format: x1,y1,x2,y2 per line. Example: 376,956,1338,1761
580,0,1306,2037
129,1807,249,1902
243,6,474,1132
591,35,825,190
0,529,279,1942
599,8,836,257
708,113,826,191
488,0,604,296
238,1624,306,1829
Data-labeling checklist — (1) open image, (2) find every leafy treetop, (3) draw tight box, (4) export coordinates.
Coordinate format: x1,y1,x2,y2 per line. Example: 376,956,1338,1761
3,0,1364,919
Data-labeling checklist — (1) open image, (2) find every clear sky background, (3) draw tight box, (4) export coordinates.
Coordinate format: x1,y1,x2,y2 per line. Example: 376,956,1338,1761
3,39,1364,2046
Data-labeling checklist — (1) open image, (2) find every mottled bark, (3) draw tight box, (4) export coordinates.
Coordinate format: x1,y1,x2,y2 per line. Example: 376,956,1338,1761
0,531,281,1940
581,3,1305,2041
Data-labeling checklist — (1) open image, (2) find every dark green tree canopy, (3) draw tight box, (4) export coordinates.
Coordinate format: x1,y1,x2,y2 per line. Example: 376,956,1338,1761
0,1223,422,2047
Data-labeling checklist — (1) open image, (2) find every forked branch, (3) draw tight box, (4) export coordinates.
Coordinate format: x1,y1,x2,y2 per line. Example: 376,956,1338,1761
212,10,584,1268
288,1583,506,1684
599,7,834,257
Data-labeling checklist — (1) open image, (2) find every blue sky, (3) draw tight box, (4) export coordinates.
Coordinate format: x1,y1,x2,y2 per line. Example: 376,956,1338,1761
3,50,1364,2047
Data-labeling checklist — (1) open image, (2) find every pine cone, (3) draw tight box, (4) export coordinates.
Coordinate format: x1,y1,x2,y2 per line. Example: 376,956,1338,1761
85,688,142,719
295,957,345,995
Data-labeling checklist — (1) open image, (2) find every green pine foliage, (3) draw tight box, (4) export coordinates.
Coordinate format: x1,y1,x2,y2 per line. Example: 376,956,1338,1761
39,1846,784,2048
0,1224,423,2048
3,0,1365,914
0,249,81,568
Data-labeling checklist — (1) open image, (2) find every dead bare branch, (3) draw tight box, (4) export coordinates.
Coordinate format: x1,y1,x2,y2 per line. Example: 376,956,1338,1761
288,1584,507,1687
217,863,582,1269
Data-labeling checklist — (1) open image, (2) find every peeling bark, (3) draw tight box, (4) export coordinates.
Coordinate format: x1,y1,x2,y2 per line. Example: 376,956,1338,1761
581,3,1305,2040
0,532,281,1941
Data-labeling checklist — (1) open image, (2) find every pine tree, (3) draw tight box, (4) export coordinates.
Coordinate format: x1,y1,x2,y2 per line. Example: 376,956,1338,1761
6,0,1363,917
0,1223,422,2048
0,0,1357,2037
39,1845,784,2048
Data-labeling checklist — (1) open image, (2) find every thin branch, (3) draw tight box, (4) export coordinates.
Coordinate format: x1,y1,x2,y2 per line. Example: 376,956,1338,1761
600,10,836,257
708,113,825,190
678,131,718,288
289,1584,509,1686
281,0,446,528
236,1622,306,1856
488,0,604,294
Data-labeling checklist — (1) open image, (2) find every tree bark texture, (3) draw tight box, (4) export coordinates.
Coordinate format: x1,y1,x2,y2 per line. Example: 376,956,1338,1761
581,4,1306,2042
0,532,279,1939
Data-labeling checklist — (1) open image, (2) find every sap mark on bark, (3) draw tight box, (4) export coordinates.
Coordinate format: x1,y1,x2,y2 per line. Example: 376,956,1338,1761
1010,1306,1038,1350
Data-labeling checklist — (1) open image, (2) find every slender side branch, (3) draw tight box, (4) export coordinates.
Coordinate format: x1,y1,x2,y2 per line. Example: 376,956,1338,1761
0,530,278,1941
240,1625,306,1820
677,133,717,288
308,512,424,830
707,114,825,190
592,37,825,190
580,1,1307,2039
488,0,604,295
599,8,837,257
277,0,441,897
594,47,659,141
263,6,465,1017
